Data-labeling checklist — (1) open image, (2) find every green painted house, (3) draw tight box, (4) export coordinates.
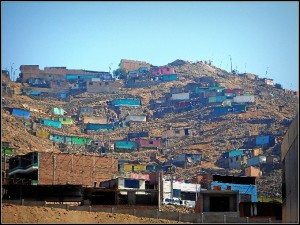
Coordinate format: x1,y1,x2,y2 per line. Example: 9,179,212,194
71,136,93,145
52,108,66,115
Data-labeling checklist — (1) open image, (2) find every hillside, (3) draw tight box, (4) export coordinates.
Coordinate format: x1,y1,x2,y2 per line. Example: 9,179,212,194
2,60,298,199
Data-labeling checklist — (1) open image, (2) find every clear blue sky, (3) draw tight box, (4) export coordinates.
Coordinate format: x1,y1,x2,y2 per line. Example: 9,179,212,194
1,1,299,91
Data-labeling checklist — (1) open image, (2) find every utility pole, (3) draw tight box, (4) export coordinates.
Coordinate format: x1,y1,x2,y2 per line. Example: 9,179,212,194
158,170,161,210
229,55,232,73
10,63,14,81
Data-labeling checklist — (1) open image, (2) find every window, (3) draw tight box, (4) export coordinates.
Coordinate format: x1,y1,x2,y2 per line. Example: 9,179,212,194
175,130,180,134
89,81,93,85
149,141,153,144
105,82,109,85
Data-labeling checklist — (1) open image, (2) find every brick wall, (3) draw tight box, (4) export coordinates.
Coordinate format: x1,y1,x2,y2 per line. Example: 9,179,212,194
86,80,121,93
120,59,150,73
38,152,118,186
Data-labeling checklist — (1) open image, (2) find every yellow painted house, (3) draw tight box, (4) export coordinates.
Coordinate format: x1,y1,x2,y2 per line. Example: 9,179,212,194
35,130,50,139
58,117,74,125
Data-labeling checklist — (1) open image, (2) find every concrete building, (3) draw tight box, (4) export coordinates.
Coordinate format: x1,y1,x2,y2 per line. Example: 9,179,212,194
7,151,118,187
197,190,239,215
281,112,298,223
162,179,200,208
95,177,158,205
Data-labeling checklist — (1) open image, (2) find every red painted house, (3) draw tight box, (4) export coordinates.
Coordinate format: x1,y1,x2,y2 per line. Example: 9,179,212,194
233,88,244,95
151,67,175,75
136,138,161,149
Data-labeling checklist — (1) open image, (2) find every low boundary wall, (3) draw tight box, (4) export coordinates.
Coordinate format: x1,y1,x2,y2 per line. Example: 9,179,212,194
2,200,281,223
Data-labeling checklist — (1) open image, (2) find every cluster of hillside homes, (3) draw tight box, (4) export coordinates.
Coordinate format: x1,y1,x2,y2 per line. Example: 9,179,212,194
2,61,290,219
4,60,283,172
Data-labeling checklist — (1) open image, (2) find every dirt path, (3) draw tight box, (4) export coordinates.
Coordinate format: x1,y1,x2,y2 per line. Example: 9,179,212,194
2,204,188,224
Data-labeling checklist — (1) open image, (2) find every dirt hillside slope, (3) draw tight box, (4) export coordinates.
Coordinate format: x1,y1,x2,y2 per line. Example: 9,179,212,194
1,204,187,224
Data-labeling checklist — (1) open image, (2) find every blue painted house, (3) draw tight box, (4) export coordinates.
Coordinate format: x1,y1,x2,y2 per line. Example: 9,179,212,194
161,74,178,81
11,108,30,118
86,123,114,131
111,99,141,107
146,165,162,172
139,67,149,73
211,175,258,202
255,135,270,146
114,140,136,152
211,181,258,202
232,104,247,112
212,106,232,115
222,149,245,159
25,91,41,96
39,118,62,128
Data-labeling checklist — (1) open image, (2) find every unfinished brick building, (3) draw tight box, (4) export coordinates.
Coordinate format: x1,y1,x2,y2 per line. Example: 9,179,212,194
119,59,151,73
7,151,118,187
